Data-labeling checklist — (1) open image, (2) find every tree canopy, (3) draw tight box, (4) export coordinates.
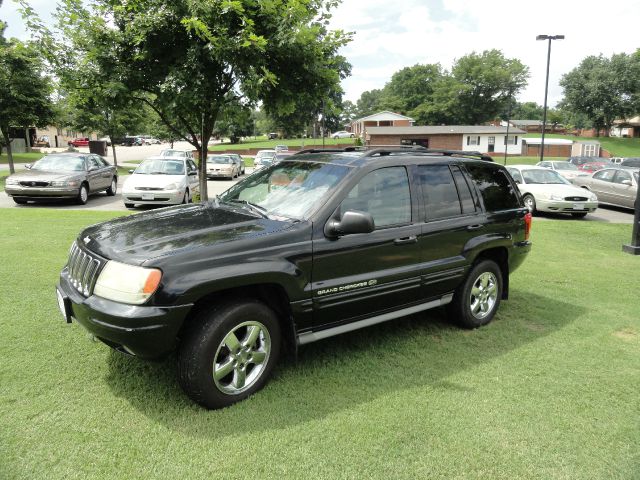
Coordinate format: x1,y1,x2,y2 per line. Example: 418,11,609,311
560,50,640,135
0,23,54,173
22,0,351,200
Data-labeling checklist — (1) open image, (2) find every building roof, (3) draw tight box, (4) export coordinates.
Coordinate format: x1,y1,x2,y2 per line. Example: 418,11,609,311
523,138,574,145
612,115,640,126
509,119,543,126
354,111,414,123
365,125,526,135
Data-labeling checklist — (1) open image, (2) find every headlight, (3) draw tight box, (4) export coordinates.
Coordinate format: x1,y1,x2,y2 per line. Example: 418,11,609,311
589,193,597,201
5,177,19,185
93,260,162,305
163,183,179,190
549,194,564,201
51,180,80,187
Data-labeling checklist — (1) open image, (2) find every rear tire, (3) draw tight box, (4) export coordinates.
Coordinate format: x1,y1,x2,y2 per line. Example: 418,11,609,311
124,202,135,208
522,194,536,213
106,177,117,196
448,259,503,329
13,198,27,205
178,300,281,409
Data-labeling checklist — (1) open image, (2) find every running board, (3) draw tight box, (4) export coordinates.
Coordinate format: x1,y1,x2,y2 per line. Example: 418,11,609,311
297,294,453,345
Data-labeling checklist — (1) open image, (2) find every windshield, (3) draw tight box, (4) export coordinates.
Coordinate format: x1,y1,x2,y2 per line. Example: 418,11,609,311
135,159,185,175
257,151,275,159
521,169,570,185
220,161,350,219
160,150,186,158
32,155,85,172
553,162,578,171
207,156,233,164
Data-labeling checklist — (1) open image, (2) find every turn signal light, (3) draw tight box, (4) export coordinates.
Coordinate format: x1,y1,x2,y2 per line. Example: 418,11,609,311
524,212,532,240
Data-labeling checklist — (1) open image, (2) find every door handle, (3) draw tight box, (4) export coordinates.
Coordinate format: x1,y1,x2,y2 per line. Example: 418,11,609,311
394,236,417,245
466,224,484,231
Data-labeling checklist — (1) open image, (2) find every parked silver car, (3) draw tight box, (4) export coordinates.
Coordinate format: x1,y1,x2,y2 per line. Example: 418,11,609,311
122,156,199,208
536,160,589,183
573,167,638,210
4,153,117,205
206,155,240,179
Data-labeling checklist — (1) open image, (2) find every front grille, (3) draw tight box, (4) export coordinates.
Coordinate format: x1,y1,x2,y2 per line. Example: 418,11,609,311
564,196,588,201
127,196,171,201
135,187,164,191
20,181,49,187
67,242,104,296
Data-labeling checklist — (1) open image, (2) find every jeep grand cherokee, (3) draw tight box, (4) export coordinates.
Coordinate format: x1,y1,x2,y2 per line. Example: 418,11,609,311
56,147,532,409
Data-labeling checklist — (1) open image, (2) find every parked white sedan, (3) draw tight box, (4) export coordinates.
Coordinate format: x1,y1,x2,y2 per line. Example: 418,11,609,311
506,165,598,218
122,156,199,208
331,131,354,139
536,160,589,183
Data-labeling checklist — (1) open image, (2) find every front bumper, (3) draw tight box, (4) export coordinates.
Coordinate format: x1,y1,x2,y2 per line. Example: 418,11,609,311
207,170,234,178
57,269,193,358
122,189,184,205
536,199,598,214
6,185,78,199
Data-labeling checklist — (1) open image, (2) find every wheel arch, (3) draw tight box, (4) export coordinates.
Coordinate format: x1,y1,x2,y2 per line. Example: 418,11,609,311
179,283,297,359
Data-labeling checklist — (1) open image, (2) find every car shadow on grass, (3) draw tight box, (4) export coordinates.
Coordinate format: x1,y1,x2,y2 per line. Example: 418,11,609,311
104,290,585,436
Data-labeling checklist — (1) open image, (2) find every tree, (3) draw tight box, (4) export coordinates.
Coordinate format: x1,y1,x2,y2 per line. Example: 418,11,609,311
504,101,544,121
447,49,529,124
214,101,254,143
381,63,444,115
339,99,357,126
560,51,640,135
21,0,351,200
0,25,54,174
355,89,384,118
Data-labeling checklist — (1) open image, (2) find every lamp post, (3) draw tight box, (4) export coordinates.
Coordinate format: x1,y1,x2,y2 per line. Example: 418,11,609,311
536,34,564,163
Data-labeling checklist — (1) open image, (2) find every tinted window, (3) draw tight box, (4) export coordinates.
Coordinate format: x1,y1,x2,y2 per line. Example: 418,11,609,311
451,166,478,214
418,165,461,220
467,165,520,212
87,156,101,169
342,167,411,228
613,170,632,184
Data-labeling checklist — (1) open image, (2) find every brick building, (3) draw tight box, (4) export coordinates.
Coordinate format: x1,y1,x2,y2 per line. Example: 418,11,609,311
365,125,525,155
350,111,414,138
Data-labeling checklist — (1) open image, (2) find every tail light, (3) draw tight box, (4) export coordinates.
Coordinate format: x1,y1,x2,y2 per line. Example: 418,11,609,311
524,212,532,240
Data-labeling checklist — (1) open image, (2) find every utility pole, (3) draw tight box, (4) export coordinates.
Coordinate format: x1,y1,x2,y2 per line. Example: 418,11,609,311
536,34,564,163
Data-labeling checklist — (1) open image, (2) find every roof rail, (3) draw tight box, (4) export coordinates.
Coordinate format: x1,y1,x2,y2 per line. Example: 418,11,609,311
362,147,494,162
296,146,365,154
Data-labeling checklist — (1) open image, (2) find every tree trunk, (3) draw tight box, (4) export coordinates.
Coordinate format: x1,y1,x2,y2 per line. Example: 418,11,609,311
1,126,16,175
197,124,215,202
109,135,118,166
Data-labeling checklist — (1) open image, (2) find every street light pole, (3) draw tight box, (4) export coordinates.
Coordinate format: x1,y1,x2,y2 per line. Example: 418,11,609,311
622,186,640,255
536,34,564,163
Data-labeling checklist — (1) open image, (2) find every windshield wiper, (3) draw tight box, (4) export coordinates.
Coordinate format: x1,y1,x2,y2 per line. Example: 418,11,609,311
227,199,269,218
150,171,168,175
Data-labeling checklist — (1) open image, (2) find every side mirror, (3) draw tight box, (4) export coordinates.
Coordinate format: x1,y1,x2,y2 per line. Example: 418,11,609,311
128,169,135,174
514,179,521,184
188,171,197,176
621,179,632,186
88,165,98,172
24,164,32,169
325,210,375,238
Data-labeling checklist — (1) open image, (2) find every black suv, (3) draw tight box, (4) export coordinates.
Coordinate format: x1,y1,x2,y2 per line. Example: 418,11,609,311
56,148,532,409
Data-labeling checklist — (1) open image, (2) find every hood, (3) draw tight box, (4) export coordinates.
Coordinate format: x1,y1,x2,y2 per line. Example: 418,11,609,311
79,202,296,264
9,169,83,182
123,173,185,190
207,162,234,169
519,183,592,198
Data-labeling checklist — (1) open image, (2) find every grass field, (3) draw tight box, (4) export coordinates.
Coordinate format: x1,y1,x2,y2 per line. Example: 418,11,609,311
1,209,639,479
209,136,355,151
0,152,44,164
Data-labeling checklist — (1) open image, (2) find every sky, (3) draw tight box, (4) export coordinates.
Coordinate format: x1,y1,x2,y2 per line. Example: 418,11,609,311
2,0,639,109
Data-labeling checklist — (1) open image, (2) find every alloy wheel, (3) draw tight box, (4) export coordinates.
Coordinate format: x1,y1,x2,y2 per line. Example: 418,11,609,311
469,272,498,320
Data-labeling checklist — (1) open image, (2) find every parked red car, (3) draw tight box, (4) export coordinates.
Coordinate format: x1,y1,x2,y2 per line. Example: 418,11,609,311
68,137,90,147
578,161,612,173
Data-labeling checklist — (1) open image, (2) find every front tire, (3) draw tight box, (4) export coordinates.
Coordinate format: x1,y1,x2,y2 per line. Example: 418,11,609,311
13,197,27,205
571,212,588,218
448,259,503,329
106,177,117,196
124,202,135,208
522,194,536,213
77,183,89,205
182,189,190,204
178,300,282,409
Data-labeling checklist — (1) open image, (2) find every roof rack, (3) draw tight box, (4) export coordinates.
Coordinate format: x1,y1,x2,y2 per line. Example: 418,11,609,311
362,147,494,162
296,146,365,154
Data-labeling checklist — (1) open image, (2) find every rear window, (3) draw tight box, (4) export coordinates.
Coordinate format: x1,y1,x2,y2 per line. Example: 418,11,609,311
466,165,520,212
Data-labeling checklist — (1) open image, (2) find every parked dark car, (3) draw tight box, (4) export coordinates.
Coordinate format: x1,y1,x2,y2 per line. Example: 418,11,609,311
5,153,118,205
567,156,609,167
56,148,531,409
620,157,640,168
121,136,137,146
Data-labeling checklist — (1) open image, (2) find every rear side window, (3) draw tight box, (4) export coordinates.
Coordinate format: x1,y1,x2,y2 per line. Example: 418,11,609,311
466,165,520,212
418,165,461,220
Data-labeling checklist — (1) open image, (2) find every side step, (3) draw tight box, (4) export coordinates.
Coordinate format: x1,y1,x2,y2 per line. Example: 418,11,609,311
297,294,453,345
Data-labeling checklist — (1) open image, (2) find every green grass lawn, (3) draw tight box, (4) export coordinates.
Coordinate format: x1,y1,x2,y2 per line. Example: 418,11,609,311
209,136,355,152
0,152,44,164
524,133,640,157
1,209,638,479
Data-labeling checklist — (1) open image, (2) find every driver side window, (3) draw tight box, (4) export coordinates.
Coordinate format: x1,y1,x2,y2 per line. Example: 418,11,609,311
340,167,411,228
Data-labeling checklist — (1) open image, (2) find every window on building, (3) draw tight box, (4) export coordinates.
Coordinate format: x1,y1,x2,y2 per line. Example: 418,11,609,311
467,136,480,146
504,135,518,145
